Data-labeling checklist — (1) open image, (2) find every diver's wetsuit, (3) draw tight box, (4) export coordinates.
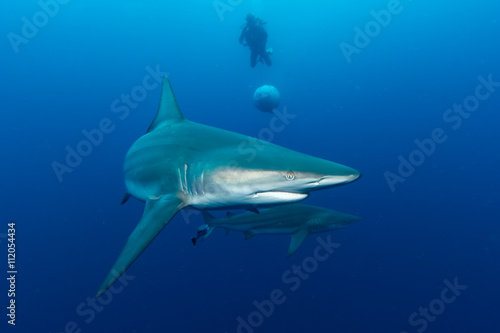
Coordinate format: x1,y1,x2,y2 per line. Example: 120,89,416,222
239,19,272,68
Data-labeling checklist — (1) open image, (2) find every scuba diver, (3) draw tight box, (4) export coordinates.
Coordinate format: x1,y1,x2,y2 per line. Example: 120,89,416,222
239,13,272,68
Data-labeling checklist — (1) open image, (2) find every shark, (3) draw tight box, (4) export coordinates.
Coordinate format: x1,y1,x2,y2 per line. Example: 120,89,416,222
96,77,360,297
195,204,360,256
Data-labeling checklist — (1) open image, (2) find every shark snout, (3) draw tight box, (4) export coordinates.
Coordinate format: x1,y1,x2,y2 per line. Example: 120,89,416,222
309,160,361,188
321,173,360,185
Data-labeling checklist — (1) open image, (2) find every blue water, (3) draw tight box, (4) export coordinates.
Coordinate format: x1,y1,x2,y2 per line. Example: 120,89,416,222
2,0,499,332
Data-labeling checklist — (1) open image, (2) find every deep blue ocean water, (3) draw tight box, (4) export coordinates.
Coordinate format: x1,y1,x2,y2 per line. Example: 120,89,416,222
2,1,499,332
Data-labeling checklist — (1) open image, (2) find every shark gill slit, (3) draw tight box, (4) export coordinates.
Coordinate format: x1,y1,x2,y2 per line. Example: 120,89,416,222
184,164,189,194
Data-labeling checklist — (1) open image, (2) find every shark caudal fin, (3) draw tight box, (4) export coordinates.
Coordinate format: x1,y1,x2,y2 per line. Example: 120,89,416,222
96,195,185,297
146,77,185,133
287,229,309,256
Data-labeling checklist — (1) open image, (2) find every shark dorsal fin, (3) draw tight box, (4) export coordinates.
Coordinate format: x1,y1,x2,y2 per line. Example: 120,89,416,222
147,77,185,133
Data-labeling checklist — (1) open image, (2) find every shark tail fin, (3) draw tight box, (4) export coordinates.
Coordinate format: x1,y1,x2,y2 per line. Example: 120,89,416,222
147,77,185,133
96,195,185,297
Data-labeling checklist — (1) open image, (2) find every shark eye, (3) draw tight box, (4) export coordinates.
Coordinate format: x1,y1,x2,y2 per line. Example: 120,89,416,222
285,171,295,181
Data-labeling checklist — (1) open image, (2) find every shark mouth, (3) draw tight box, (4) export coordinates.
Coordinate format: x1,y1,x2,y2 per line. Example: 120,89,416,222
251,191,308,203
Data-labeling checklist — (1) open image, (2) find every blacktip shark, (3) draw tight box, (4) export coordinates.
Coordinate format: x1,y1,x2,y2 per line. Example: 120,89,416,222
195,204,360,256
96,77,360,297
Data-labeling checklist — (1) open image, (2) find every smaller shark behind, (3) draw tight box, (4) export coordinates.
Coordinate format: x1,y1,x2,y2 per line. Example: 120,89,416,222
197,204,361,256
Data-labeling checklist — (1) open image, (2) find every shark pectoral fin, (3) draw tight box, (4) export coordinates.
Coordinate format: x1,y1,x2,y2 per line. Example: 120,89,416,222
96,195,185,297
287,229,309,257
